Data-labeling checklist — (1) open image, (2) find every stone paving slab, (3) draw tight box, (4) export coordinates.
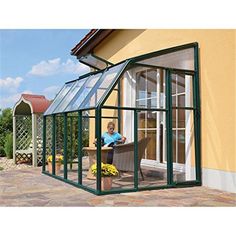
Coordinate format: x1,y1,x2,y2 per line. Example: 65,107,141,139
0,168,235,207
0,157,32,172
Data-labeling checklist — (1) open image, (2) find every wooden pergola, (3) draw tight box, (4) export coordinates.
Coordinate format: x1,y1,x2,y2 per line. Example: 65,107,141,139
13,94,51,167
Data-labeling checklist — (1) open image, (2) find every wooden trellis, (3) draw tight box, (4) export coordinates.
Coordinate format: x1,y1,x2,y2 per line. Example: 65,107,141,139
13,94,51,167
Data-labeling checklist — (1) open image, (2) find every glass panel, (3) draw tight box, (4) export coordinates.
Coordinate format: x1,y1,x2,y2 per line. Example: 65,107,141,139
134,67,165,109
178,109,185,128
177,73,185,93
172,108,187,163
53,79,86,113
147,111,156,128
65,73,102,112
67,113,78,183
171,73,193,108
172,110,196,182
110,109,135,191
81,62,125,109
103,66,165,110
146,130,156,160
177,130,185,164
138,112,146,129
172,131,177,163
178,94,185,107
138,47,194,70
54,115,64,178
103,89,118,107
172,95,177,107
138,111,168,188
147,69,158,109
172,109,176,128
81,111,96,190
136,70,146,108
171,74,177,94
44,82,75,115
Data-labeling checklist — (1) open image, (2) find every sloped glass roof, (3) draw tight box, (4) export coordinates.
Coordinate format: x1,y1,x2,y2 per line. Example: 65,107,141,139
44,61,127,115
44,82,75,115
44,43,196,116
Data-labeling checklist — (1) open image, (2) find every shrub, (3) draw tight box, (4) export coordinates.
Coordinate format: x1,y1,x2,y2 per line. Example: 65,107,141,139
0,108,13,157
0,146,5,157
0,135,6,157
4,133,13,159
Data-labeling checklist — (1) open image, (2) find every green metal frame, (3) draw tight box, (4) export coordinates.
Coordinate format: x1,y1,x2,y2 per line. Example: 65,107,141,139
63,113,68,179
42,42,201,195
165,69,173,185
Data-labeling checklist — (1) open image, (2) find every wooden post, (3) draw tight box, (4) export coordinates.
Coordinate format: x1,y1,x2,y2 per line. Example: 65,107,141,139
13,115,16,164
32,113,37,167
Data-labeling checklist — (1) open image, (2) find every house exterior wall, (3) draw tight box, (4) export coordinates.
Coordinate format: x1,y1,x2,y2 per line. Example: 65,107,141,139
88,93,118,147
91,29,236,192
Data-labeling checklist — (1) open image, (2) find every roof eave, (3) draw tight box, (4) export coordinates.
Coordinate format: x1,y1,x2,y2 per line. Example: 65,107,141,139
71,29,114,58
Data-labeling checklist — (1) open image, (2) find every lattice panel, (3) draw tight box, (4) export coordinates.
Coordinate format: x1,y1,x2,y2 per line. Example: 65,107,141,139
46,116,53,157
55,115,64,154
16,116,32,150
15,152,32,164
36,115,43,166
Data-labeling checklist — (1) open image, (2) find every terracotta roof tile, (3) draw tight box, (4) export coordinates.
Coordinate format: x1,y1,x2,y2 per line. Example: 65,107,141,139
71,29,98,55
22,94,51,113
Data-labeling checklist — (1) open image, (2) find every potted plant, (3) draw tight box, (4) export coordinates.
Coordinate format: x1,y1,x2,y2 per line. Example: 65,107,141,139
47,154,63,174
91,162,119,191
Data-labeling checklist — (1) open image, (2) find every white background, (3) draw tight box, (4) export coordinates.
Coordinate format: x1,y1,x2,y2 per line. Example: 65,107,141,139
0,1,235,236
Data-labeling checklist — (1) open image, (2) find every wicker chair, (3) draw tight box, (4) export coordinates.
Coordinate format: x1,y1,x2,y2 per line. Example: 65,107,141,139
112,137,151,180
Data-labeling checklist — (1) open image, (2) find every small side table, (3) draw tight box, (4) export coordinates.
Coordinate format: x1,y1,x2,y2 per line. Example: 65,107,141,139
83,147,113,179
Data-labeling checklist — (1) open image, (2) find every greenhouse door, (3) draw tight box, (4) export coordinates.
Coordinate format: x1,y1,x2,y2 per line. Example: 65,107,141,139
135,68,166,167
135,68,195,178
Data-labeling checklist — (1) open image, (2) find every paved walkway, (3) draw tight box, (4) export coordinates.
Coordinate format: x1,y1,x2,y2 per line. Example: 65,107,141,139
0,157,32,172
0,168,235,206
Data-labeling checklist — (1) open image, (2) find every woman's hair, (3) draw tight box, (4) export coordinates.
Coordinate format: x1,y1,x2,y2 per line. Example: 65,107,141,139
107,121,115,128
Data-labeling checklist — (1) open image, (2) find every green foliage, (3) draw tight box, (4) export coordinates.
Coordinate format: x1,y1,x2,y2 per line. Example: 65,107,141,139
4,133,13,159
0,108,13,157
82,130,89,147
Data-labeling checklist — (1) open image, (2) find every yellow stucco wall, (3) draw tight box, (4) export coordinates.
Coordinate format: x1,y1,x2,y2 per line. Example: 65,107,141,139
88,91,118,147
93,29,236,173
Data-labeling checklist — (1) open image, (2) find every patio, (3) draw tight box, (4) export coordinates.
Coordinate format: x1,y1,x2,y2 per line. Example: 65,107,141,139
0,167,235,206
44,157,185,191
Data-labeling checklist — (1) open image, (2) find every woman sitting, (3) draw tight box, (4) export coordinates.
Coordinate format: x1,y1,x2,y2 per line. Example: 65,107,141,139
102,121,126,146
102,121,126,164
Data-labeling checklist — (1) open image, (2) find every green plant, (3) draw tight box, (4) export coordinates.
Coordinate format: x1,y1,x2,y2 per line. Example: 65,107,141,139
82,130,89,147
0,108,13,157
4,133,13,159
0,146,5,157
0,166,4,171
91,163,119,177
